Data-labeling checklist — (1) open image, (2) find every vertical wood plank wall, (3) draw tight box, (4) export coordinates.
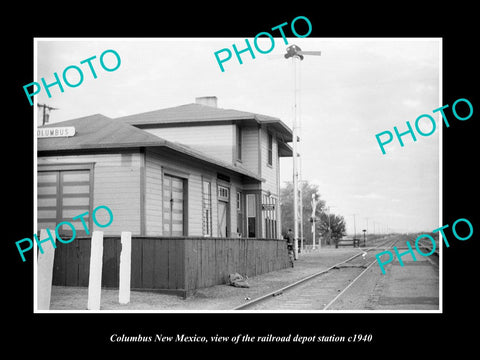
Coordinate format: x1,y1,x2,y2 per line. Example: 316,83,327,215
52,236,289,296
184,238,289,291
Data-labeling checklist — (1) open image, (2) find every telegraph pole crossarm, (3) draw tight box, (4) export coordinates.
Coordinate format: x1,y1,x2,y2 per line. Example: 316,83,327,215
37,103,59,126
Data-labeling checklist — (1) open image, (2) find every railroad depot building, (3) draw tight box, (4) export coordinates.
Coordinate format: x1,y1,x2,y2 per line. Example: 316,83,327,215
37,97,293,296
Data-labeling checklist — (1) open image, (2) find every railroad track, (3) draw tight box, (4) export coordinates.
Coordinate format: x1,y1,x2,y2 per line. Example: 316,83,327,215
397,235,439,268
233,235,403,311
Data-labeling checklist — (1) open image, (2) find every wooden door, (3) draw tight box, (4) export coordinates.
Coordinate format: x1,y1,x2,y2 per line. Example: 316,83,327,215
218,201,228,237
163,174,185,236
37,168,92,235
37,166,92,286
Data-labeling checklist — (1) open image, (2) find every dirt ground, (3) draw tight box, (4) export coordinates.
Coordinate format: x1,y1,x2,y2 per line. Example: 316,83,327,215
326,248,440,311
49,247,363,311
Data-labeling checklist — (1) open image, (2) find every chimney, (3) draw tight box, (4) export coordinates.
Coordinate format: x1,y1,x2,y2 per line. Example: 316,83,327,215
195,96,218,108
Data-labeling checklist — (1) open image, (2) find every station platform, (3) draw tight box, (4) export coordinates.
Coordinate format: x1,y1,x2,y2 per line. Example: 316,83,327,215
50,246,363,311
50,243,439,311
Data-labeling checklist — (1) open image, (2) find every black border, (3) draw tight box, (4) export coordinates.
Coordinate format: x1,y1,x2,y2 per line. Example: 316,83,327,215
6,5,478,354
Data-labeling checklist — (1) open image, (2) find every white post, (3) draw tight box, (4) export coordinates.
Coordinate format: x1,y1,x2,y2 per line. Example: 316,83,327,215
37,229,56,310
311,194,318,250
353,214,357,239
292,56,300,260
87,231,104,310
299,185,304,253
119,231,132,304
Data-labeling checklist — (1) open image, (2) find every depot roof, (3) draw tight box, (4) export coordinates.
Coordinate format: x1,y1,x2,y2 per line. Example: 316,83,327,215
116,103,294,142
37,114,264,182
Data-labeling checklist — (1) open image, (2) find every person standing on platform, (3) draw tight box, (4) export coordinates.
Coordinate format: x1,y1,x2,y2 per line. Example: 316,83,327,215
284,229,295,267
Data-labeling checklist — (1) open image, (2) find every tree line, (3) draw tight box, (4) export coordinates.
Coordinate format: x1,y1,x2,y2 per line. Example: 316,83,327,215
280,181,346,246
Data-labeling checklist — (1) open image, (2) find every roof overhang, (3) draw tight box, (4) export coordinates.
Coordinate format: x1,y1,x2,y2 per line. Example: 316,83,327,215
278,141,293,157
37,114,264,183
117,103,294,142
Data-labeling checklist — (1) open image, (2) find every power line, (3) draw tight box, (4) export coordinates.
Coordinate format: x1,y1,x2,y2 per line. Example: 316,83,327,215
37,103,59,126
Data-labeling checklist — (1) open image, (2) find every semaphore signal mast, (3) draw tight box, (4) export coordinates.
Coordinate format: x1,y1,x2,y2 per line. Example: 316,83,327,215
284,44,321,260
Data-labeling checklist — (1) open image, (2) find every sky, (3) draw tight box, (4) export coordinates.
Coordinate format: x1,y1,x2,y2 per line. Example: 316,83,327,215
35,37,441,234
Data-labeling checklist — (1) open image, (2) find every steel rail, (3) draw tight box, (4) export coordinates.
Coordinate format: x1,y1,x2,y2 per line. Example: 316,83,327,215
233,236,399,311
322,259,378,310
414,240,439,268
323,235,413,309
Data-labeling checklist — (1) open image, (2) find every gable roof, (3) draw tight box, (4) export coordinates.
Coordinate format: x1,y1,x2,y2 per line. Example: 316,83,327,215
37,114,263,182
38,114,167,150
116,103,293,142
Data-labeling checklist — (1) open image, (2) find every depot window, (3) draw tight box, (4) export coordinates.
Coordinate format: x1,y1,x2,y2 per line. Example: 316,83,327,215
262,194,277,238
202,180,212,236
267,133,273,166
236,126,242,161
218,185,229,202
246,194,256,238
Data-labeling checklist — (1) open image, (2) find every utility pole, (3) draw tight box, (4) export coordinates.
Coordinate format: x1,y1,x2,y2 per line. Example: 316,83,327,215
352,214,357,239
364,217,369,246
292,55,300,260
299,182,304,253
326,206,334,247
285,44,321,260
327,209,331,244
37,103,59,126
311,194,318,250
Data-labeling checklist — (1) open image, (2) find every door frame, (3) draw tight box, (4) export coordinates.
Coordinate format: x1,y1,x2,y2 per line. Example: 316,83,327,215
217,183,231,237
162,171,188,237
37,163,95,236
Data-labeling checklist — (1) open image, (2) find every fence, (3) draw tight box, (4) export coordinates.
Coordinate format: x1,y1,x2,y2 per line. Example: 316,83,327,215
52,235,290,298
184,237,289,292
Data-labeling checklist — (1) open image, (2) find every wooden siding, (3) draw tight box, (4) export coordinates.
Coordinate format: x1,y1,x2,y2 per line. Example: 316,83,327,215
52,236,185,293
260,126,279,195
131,237,185,291
39,148,264,240
52,236,92,287
145,148,248,238
52,236,290,297
184,237,289,292
145,151,163,235
144,125,234,164
146,148,214,237
259,127,282,238
238,125,259,174
38,152,142,235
